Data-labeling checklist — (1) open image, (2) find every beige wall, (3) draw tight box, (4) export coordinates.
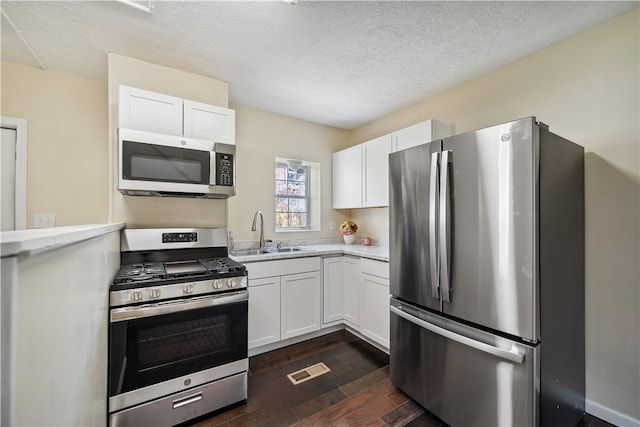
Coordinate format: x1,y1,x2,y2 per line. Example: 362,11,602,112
227,103,351,243
1,61,109,227
350,9,640,422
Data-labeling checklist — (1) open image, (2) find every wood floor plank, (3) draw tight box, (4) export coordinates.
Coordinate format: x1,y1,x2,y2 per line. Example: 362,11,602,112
292,377,397,427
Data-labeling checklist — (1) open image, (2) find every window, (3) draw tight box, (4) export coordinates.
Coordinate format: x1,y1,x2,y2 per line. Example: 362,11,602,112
275,161,309,229
275,158,321,232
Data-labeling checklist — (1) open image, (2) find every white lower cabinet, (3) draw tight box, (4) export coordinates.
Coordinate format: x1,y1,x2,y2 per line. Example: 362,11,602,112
248,276,281,348
322,256,361,327
281,272,322,339
343,257,362,327
322,256,388,349
361,273,390,348
360,259,390,348
247,257,321,350
322,257,345,324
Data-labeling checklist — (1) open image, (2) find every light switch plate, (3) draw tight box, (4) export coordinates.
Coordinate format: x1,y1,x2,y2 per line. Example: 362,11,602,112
34,212,55,228
329,221,337,230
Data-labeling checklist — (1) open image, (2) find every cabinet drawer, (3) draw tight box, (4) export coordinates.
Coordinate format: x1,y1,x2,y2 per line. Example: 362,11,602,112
360,258,389,279
246,257,321,280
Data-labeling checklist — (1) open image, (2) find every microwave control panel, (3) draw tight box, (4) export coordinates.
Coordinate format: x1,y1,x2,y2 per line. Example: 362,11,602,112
216,153,234,186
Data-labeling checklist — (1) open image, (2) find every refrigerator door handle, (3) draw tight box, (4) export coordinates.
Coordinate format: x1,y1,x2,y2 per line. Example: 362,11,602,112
429,152,440,299
439,150,452,302
390,305,525,364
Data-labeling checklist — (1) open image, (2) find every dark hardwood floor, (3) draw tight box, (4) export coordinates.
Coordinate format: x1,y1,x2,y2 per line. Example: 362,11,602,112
189,330,615,427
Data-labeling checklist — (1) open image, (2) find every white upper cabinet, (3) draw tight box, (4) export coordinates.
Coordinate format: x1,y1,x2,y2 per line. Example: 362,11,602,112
183,100,235,144
362,134,393,207
332,134,392,209
392,119,453,152
332,145,363,209
119,85,235,144
119,86,183,136
333,119,451,209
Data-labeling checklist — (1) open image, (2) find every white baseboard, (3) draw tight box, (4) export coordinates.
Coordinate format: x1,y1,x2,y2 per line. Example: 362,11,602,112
586,399,640,427
248,325,344,357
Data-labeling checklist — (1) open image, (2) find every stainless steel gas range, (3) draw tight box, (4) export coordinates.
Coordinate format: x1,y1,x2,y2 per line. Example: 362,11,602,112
108,228,248,427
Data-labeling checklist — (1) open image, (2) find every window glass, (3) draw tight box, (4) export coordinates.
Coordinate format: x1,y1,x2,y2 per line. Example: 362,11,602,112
275,158,320,232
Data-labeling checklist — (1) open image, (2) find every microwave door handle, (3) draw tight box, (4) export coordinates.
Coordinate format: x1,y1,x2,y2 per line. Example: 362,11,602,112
429,152,440,299
209,151,216,186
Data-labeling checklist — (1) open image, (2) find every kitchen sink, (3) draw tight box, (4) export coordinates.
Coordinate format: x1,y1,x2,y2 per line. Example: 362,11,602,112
230,248,270,256
266,247,306,253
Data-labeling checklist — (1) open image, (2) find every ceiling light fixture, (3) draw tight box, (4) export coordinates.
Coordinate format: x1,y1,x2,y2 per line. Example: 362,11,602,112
283,0,299,4
115,0,154,14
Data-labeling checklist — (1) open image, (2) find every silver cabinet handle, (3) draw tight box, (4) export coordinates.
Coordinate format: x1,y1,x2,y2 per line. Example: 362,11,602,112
429,152,440,299
439,150,452,302
173,392,202,409
390,305,525,364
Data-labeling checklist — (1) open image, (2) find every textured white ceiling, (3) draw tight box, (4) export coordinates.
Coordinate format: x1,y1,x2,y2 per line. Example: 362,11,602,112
1,1,638,129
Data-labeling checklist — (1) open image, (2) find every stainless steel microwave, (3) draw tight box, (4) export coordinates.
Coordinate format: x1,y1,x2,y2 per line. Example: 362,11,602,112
118,128,236,198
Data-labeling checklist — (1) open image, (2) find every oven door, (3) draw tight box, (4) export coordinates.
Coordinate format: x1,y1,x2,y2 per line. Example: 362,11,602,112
118,128,215,195
108,290,248,413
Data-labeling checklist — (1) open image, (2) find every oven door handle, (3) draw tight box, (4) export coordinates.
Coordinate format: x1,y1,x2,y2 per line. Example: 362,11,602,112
110,290,248,322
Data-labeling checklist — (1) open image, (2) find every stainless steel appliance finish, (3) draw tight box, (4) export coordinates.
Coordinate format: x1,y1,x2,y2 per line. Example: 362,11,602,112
390,300,538,426
109,228,248,427
389,117,585,427
118,128,236,198
110,371,247,427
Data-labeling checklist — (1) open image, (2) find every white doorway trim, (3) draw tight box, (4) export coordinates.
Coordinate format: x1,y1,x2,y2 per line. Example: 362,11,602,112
1,117,27,230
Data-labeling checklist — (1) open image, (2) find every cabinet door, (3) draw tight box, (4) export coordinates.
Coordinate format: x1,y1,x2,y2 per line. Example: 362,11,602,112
393,119,453,152
281,271,321,340
332,145,362,209
363,134,393,207
248,277,281,349
183,100,236,144
361,273,390,348
393,121,430,152
323,257,344,324
343,257,361,327
119,86,183,135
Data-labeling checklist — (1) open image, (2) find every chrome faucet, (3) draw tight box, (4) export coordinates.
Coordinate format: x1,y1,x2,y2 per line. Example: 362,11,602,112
251,210,266,249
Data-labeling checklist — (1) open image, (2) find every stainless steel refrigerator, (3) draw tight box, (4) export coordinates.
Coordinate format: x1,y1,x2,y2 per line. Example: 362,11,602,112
389,117,585,427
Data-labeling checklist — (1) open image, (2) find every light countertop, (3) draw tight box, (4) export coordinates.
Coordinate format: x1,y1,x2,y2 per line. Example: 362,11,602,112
230,243,389,263
1,223,125,258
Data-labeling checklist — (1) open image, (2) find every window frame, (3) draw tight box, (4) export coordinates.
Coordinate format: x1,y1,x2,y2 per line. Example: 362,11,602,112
275,161,311,231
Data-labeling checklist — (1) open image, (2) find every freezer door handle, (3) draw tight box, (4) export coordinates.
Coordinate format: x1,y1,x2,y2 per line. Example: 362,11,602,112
390,305,525,364
429,152,440,299
439,150,452,302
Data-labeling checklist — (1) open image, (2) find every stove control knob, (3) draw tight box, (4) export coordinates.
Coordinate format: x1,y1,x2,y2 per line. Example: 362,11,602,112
227,278,237,288
213,280,224,290
130,291,143,302
184,284,194,294
149,288,161,299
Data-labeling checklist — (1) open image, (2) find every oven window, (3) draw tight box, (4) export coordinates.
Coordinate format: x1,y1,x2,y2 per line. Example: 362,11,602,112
137,315,230,371
109,299,247,396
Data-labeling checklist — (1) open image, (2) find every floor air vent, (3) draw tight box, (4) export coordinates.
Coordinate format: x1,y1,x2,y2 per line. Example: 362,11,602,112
287,362,331,385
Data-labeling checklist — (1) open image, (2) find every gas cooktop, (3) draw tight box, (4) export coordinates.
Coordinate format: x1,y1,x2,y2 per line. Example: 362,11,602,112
110,228,248,307
113,257,246,286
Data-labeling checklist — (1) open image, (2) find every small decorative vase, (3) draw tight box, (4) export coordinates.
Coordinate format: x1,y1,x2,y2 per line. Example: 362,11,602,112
343,234,356,245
